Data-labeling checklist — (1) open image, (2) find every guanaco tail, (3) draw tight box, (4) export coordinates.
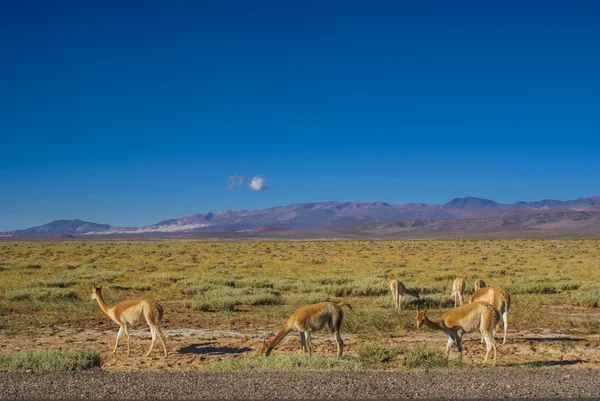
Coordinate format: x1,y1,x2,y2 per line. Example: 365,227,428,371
470,286,511,344
416,302,500,364
260,301,353,357
91,285,167,357
389,280,419,311
451,278,466,307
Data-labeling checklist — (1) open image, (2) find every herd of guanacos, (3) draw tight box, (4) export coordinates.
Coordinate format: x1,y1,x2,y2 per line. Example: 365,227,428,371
90,277,510,365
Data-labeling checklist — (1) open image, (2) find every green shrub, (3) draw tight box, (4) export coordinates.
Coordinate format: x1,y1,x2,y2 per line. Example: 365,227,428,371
356,344,403,367
246,292,284,306
8,288,79,302
190,297,238,312
146,273,185,283
187,287,283,311
403,294,455,309
0,348,101,372
570,288,600,308
284,293,330,306
30,279,77,288
326,279,388,297
110,283,152,291
401,344,448,369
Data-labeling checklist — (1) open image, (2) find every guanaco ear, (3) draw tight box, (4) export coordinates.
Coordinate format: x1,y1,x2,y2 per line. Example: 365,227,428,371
424,308,428,314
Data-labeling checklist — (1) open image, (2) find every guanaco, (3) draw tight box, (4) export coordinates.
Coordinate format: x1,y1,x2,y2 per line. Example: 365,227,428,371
470,286,511,344
91,285,167,357
451,278,466,307
416,302,499,364
259,301,352,357
389,279,419,311
473,279,486,292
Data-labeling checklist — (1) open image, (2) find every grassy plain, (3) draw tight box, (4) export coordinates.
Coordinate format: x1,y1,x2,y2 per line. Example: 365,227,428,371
0,239,599,371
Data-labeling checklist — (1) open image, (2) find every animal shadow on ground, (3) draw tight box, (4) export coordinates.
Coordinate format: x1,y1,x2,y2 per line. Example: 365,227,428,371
506,360,585,367
177,342,252,356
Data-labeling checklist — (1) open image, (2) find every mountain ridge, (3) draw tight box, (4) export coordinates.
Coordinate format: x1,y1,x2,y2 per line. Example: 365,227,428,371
5,194,600,238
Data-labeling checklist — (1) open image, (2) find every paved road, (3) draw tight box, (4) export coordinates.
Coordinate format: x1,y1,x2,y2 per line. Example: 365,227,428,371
1,369,599,400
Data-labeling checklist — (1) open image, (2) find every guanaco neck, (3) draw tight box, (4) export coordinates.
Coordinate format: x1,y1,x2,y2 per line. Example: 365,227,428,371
404,288,419,297
94,291,112,317
423,314,446,331
268,324,292,350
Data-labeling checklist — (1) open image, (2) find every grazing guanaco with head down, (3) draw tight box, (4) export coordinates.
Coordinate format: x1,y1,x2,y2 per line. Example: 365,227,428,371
473,279,486,292
451,278,466,307
91,285,167,357
470,286,511,344
389,280,419,311
416,302,500,364
259,301,352,357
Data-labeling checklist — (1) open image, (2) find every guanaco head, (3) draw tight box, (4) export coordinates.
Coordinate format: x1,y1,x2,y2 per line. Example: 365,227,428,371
259,339,272,356
415,307,428,329
90,284,102,300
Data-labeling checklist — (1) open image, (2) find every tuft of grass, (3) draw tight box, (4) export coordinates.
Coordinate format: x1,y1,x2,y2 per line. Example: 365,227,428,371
403,294,455,309
146,273,185,283
204,355,363,372
190,297,238,312
0,348,101,372
110,283,152,291
187,287,283,311
246,292,284,306
356,344,403,367
284,293,330,306
8,288,79,302
29,279,77,288
401,344,448,369
326,279,388,297
570,287,600,308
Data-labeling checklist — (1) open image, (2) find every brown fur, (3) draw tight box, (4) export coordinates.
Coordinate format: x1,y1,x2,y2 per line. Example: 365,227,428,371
259,301,352,357
91,285,167,357
416,302,500,364
389,279,419,311
470,286,511,344
451,278,466,307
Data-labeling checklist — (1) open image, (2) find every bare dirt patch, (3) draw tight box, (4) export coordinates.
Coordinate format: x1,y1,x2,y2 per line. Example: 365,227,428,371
1,311,599,372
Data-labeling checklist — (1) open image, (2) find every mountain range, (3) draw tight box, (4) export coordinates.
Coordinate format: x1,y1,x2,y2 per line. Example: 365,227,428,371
2,195,599,239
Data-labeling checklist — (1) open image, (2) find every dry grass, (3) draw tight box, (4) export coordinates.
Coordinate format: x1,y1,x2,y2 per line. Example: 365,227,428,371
0,239,599,338
0,348,101,372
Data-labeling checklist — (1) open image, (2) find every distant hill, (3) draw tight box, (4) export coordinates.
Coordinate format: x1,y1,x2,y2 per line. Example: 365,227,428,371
251,225,290,234
4,194,599,239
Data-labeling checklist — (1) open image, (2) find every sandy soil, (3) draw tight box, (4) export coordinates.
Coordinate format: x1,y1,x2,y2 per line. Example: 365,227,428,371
1,311,599,372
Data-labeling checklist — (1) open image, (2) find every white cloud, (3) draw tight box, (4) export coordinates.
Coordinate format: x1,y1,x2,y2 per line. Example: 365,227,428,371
249,176,269,191
227,174,244,191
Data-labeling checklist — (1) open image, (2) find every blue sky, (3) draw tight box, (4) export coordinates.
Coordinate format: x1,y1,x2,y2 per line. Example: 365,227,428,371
1,1,599,230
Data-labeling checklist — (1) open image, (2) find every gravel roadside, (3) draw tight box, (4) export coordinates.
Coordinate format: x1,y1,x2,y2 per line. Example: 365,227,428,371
1,369,599,400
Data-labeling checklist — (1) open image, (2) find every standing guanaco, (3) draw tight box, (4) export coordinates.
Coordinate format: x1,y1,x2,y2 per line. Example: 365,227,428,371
91,285,167,357
416,302,500,364
470,286,511,344
473,279,486,292
389,280,419,311
451,278,466,307
259,301,352,357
